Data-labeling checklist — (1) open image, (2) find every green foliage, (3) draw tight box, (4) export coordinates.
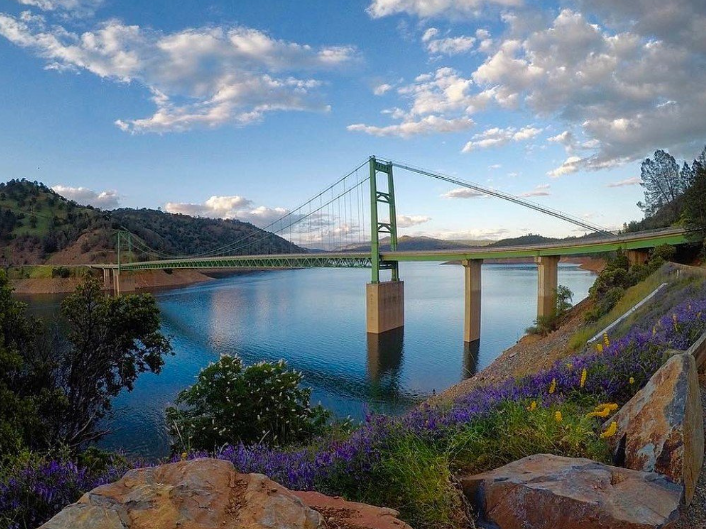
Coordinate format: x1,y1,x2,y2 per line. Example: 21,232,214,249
584,247,673,324
683,166,706,237
56,276,173,448
50,266,71,279
363,435,469,529
637,149,691,218
166,355,330,452
526,285,573,336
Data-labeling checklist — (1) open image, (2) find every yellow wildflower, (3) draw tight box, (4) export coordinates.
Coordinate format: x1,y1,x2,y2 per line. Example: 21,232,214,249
600,421,618,439
587,409,609,418
603,333,610,347
596,343,604,353
580,368,587,389
566,363,573,370
527,401,537,412
181,452,188,461
554,411,563,423
587,403,618,419
549,378,557,395
629,377,635,385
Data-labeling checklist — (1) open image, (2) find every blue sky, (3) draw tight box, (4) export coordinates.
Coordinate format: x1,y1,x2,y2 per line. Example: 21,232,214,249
1,0,704,241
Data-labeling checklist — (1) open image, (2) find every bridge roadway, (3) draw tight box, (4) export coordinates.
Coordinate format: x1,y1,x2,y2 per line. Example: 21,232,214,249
98,227,692,271
97,227,696,343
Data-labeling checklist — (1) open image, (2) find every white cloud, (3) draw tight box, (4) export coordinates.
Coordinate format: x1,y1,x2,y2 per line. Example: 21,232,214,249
348,67,487,138
14,0,102,16
489,163,502,169
519,183,550,197
373,83,393,95
347,115,473,138
52,185,120,209
441,188,486,199
462,125,541,152
548,156,582,177
0,13,357,133
397,214,431,228
422,27,475,55
365,4,706,169
164,195,298,228
470,8,706,169
606,177,640,188
367,0,523,19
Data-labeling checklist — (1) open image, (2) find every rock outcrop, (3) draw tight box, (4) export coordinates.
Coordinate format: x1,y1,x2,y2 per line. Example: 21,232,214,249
607,352,704,504
461,454,682,529
39,459,412,529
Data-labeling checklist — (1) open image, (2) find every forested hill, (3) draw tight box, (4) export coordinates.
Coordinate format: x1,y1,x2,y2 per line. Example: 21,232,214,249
0,179,301,266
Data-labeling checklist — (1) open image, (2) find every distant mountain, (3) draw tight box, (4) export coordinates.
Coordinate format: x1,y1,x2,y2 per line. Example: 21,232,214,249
0,179,301,266
343,235,494,252
488,234,558,247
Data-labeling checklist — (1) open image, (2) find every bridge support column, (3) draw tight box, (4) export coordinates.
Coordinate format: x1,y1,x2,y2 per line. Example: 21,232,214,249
536,256,559,319
463,259,482,343
103,268,112,291
366,281,404,334
627,249,649,267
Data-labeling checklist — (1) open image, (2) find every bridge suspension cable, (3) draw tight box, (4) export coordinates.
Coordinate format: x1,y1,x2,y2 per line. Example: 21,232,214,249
118,158,372,260
382,158,615,236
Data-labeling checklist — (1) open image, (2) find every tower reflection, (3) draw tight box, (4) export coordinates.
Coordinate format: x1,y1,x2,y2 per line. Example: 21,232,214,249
366,328,404,397
463,340,480,379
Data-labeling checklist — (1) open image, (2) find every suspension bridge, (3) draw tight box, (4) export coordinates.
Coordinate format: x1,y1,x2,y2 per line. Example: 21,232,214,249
95,156,694,343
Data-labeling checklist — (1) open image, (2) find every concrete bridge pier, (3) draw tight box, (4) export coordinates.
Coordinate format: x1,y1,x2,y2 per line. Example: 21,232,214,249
102,268,112,291
627,249,650,267
536,255,560,319
463,259,483,343
366,281,404,334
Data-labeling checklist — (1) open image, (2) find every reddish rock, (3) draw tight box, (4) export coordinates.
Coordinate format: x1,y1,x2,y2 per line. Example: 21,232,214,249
40,459,324,529
293,491,412,529
607,352,704,504
461,454,682,529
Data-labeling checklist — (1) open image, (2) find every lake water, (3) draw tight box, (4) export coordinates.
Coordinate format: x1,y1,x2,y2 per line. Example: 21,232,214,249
25,262,597,458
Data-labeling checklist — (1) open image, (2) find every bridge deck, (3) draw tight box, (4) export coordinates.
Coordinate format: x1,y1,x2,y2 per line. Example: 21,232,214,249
97,228,694,271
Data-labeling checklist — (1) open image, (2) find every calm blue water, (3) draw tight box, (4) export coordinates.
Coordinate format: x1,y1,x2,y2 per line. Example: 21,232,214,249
25,262,596,458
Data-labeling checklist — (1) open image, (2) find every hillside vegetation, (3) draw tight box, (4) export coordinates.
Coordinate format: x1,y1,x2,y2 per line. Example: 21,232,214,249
0,179,300,266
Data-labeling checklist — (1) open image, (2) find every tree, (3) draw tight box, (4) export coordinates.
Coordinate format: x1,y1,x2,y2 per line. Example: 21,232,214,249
53,276,172,448
683,166,706,237
166,355,330,452
637,150,690,217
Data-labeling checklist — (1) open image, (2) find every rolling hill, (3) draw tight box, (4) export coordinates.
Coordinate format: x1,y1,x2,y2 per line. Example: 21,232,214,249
0,179,301,266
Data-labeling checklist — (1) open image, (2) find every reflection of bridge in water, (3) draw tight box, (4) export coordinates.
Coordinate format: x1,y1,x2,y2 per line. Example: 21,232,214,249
95,156,696,346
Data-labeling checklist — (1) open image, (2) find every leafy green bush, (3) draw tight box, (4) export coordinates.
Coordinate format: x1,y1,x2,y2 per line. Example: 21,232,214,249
166,355,330,452
526,285,573,336
51,266,71,279
584,246,675,323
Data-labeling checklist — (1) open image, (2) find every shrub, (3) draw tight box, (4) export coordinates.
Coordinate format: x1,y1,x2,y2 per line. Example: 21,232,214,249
166,355,331,452
526,285,573,335
50,267,70,279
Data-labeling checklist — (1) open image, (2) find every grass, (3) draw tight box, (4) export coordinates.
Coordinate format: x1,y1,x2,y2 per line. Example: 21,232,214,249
568,264,706,350
5,265,90,280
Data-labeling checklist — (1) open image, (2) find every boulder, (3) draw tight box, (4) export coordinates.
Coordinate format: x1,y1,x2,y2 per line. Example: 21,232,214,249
293,491,412,529
607,352,704,504
39,459,324,529
461,454,682,529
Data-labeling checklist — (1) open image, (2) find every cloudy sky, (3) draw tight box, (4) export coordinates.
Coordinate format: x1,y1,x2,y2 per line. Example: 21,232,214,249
1,0,704,240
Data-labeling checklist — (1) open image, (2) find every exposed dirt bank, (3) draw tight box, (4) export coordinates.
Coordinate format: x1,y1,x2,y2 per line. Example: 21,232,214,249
10,269,214,295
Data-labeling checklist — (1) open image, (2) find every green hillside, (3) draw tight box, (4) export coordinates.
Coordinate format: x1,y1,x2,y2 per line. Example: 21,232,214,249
0,179,301,266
